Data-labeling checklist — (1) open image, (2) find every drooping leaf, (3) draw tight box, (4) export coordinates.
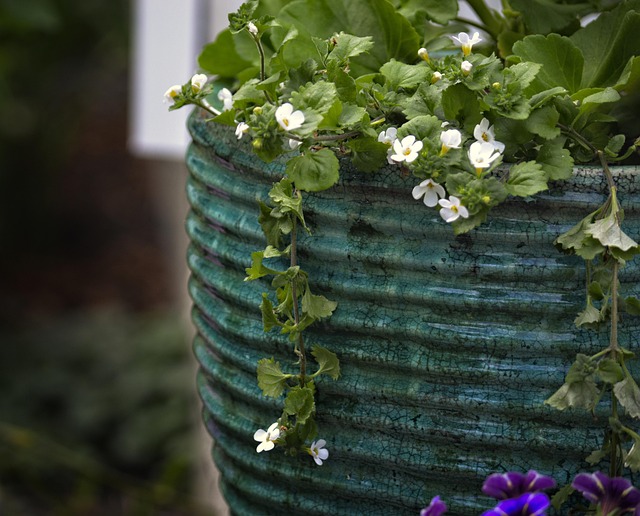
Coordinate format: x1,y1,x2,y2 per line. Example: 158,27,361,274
574,302,603,327
505,161,548,197
625,438,640,471
545,379,599,410
301,287,337,320
286,148,340,192
245,250,281,281
614,376,640,419
625,296,640,315
260,293,283,332
586,213,640,253
257,357,290,398
597,358,624,384
311,345,341,380
512,34,584,94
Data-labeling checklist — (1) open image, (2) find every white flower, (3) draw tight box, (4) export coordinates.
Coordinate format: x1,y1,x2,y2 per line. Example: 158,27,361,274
461,60,473,76
288,138,302,149
247,21,258,35
235,122,249,140
390,135,423,164
190,73,208,93
468,141,502,169
451,32,482,56
440,129,462,153
473,118,505,153
412,179,446,207
253,422,280,453
377,127,397,146
439,196,469,223
217,88,233,111
431,71,442,84
163,85,182,104
275,103,305,131
309,439,329,466
418,47,429,61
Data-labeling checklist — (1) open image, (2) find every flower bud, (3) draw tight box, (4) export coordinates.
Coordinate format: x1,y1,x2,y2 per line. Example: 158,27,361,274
431,72,442,84
492,82,501,90
418,48,430,62
253,106,263,115
461,61,473,76
482,195,491,204
247,22,258,35
252,138,263,150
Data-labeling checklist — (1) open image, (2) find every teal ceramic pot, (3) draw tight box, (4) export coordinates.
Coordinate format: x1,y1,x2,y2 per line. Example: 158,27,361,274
185,109,640,515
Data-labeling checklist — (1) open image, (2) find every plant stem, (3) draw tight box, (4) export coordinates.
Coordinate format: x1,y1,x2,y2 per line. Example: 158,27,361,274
611,394,621,477
290,211,307,385
193,99,222,118
454,16,492,33
465,0,502,39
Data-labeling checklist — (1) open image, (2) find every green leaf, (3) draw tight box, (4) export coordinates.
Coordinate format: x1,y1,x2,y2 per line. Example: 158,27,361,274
505,161,548,197
311,345,341,380
530,86,568,109
614,376,640,419
565,353,596,383
397,115,442,142
283,386,315,424
441,83,482,130
260,294,282,332
327,32,374,63
302,287,337,319
380,59,431,90
397,0,458,25
347,137,389,173
597,358,624,384
198,29,257,79
506,61,541,92
555,209,606,258
268,179,306,227
585,448,608,466
588,281,604,301
286,148,340,192
257,358,289,398
571,1,640,88
545,379,599,410
625,296,640,316
512,34,584,94
525,105,560,140
537,136,574,181
574,302,603,327
279,0,420,77
245,250,281,281
586,213,640,253
509,0,592,35
551,484,575,512
327,60,357,102
290,81,339,135
403,82,440,119
606,134,626,156
258,201,283,247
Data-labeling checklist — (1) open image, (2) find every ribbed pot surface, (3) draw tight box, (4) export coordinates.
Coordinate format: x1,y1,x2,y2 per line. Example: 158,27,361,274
185,110,640,515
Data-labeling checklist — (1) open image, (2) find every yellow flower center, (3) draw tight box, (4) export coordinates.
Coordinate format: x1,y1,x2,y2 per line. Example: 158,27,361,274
482,132,489,142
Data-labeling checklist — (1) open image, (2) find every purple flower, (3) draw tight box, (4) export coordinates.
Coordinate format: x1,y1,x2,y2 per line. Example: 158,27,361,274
482,471,556,500
481,492,550,516
572,472,640,515
420,496,447,516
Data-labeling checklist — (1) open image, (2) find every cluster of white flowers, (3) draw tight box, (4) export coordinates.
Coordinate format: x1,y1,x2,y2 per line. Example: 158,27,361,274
163,73,209,104
253,422,329,465
406,117,505,224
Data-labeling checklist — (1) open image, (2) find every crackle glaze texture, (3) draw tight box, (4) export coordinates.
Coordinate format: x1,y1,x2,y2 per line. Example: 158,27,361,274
185,110,640,515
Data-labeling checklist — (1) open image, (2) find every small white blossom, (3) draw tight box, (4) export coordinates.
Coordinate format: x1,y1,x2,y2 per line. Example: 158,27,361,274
473,118,505,153
441,121,450,128
439,196,469,223
217,88,233,111
309,439,329,466
288,138,302,149
163,85,182,104
275,103,305,131
377,127,397,146
391,135,423,164
253,422,280,453
461,60,473,76
468,141,502,170
190,73,208,93
440,129,462,153
451,32,482,56
431,71,442,84
247,21,258,35
418,47,429,61
412,179,446,208
235,122,249,140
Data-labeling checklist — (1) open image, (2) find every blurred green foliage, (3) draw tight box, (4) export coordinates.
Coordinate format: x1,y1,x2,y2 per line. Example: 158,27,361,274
0,0,129,251
0,309,210,515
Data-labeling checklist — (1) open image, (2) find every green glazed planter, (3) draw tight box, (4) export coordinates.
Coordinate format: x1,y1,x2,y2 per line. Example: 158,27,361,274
185,109,640,515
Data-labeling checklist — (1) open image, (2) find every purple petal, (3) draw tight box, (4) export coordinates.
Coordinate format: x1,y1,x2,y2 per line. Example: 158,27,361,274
523,471,556,493
481,493,550,516
572,472,606,503
483,472,526,499
420,496,447,516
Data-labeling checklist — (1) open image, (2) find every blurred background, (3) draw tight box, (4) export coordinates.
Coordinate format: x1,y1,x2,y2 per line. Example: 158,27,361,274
0,0,240,514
